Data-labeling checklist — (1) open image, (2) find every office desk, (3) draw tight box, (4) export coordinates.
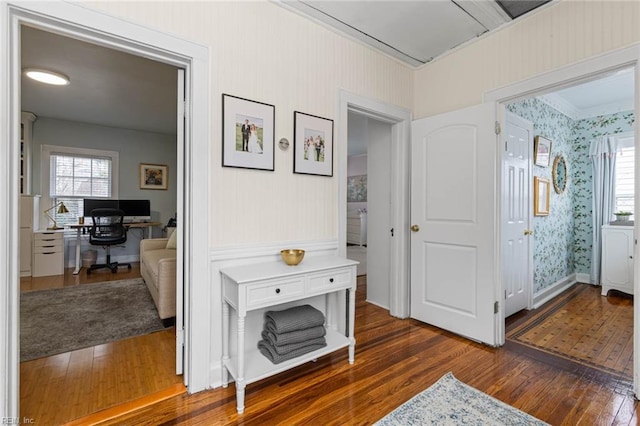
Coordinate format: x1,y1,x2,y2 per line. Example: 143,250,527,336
68,221,162,275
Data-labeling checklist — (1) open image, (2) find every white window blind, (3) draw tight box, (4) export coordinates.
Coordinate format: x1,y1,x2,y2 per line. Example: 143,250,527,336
43,146,119,229
615,136,634,216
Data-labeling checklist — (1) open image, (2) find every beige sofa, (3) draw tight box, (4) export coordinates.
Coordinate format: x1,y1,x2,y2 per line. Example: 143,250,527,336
140,238,176,320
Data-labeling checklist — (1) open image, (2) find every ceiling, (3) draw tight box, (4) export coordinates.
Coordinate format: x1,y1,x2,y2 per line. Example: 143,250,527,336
21,26,178,135
281,0,552,67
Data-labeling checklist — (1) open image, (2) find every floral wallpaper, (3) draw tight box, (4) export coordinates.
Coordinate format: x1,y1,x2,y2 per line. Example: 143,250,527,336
507,99,575,293
507,98,635,293
347,175,367,202
572,111,635,276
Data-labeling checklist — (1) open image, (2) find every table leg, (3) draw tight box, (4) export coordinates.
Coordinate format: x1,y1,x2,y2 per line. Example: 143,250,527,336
73,227,82,275
347,286,356,364
221,301,229,388
236,315,246,414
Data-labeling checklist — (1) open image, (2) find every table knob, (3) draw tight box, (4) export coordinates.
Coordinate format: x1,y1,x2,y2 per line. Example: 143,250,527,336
275,288,280,294
329,278,334,283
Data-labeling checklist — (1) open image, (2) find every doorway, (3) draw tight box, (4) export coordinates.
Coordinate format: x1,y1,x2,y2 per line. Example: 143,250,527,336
346,111,394,309
502,68,635,380
2,1,211,418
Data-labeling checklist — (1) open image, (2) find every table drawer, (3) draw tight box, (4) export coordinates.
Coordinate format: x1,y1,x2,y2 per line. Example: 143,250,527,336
246,277,305,309
32,252,63,277
307,269,352,294
33,239,63,250
33,232,63,241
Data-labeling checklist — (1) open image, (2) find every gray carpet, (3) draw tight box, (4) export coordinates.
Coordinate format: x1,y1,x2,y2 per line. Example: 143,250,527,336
20,278,165,362
347,245,367,276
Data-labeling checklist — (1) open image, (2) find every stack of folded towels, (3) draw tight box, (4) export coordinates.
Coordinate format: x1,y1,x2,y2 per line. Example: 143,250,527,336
258,304,327,364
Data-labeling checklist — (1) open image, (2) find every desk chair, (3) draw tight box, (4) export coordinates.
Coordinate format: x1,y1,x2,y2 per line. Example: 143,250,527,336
87,208,132,274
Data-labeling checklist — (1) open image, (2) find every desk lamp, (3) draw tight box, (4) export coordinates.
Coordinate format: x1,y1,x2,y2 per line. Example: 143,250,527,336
44,201,69,230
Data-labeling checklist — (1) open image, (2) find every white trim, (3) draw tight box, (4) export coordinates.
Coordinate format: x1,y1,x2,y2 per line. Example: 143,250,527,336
338,91,411,319
2,2,211,416
576,273,592,284
533,274,577,309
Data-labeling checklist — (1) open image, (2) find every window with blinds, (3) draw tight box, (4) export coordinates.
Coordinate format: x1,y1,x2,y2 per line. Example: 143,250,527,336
615,136,635,216
49,153,114,227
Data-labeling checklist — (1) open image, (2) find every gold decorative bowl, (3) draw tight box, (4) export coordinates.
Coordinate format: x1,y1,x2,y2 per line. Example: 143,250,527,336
280,249,305,266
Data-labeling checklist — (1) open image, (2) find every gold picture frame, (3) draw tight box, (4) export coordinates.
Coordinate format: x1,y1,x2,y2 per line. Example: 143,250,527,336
140,163,168,190
534,135,552,167
534,176,550,216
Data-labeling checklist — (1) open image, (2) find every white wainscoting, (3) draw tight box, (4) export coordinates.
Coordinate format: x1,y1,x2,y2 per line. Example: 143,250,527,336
533,273,577,309
209,239,339,388
576,273,592,284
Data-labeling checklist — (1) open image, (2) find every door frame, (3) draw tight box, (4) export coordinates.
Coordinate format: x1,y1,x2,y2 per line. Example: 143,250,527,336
1,1,211,416
338,91,411,318
486,44,640,394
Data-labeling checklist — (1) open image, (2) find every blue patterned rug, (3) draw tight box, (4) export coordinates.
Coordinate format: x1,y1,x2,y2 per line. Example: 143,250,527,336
375,372,548,425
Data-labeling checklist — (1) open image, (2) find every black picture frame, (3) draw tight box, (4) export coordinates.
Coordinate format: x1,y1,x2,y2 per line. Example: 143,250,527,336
293,111,333,176
222,94,275,171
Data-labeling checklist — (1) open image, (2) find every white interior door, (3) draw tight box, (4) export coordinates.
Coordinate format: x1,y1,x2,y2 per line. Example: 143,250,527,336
176,69,185,375
410,103,498,345
503,112,533,317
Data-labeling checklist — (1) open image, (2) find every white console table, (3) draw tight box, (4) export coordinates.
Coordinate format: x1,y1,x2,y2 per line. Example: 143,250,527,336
220,255,358,414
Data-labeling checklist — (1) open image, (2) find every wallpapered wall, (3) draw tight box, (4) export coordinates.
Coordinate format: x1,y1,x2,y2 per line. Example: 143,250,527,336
572,111,635,276
508,99,635,293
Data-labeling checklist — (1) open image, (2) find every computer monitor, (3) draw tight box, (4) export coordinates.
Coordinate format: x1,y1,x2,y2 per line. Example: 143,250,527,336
118,199,151,222
83,198,118,217
83,198,151,222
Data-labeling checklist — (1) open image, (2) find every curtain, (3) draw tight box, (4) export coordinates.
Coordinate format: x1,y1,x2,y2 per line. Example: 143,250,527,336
590,135,618,284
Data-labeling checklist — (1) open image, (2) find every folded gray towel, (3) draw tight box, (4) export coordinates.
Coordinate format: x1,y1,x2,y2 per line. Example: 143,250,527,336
263,322,326,346
264,304,325,333
261,331,326,354
258,339,327,364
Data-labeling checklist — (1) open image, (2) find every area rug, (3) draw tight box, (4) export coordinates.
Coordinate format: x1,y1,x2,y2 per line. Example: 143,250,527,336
21,278,165,362
375,372,547,425
506,283,633,379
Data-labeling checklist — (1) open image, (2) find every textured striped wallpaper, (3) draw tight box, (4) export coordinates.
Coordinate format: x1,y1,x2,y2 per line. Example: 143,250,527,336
86,1,414,246
414,0,640,118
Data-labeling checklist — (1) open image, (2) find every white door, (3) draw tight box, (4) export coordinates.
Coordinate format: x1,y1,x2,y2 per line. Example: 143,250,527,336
176,69,185,375
503,112,533,317
410,103,498,345
367,118,392,308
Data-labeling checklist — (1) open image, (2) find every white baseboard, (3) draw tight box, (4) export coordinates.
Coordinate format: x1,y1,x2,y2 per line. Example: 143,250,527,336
576,273,592,284
533,273,577,309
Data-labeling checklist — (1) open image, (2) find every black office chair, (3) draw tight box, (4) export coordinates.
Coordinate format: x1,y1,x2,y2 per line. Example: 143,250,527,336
87,208,132,274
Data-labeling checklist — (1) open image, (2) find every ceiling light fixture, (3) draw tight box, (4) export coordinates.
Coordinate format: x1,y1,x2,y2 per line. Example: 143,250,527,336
23,68,70,86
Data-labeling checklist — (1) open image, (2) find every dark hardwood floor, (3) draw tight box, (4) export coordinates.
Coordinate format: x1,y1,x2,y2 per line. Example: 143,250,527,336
86,277,638,425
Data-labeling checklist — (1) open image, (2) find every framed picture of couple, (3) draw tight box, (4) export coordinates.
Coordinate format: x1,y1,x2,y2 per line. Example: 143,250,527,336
222,94,275,171
293,111,334,177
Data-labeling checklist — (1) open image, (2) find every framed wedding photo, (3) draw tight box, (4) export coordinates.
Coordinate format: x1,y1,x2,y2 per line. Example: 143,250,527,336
222,94,275,171
534,135,552,167
293,111,333,176
140,163,168,190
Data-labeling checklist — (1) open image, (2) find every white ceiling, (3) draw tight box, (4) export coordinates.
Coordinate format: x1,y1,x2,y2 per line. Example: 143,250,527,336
21,26,178,135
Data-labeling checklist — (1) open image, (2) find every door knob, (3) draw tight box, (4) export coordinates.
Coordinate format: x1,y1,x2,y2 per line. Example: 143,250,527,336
524,229,533,236
411,224,420,232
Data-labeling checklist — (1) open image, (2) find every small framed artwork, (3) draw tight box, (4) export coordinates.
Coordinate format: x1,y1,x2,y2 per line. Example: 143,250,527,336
534,136,552,167
222,94,275,171
293,111,333,176
534,176,550,216
140,163,168,190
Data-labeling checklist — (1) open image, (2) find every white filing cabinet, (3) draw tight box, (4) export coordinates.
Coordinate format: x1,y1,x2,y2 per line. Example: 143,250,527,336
220,255,358,414
601,225,634,296
346,211,367,246
19,195,40,277
32,230,64,277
